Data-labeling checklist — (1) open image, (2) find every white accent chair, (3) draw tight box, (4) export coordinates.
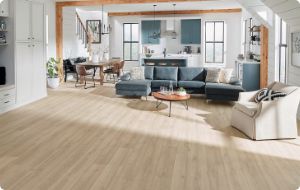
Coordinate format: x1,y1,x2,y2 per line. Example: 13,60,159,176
231,82,300,140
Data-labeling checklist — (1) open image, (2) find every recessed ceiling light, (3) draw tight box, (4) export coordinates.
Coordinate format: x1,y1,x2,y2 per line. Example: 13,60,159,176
297,0,300,3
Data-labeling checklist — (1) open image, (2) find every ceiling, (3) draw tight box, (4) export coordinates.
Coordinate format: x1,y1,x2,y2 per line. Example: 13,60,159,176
57,0,242,12
261,0,300,29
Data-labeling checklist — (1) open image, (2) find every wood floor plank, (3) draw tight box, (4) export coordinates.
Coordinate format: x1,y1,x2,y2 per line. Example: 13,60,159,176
0,84,300,190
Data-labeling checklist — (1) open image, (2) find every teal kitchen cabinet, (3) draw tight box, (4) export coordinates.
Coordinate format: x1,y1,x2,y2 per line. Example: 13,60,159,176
141,20,161,44
181,19,201,44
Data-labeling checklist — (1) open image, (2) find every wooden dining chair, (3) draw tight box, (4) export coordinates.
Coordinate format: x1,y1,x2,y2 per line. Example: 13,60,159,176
75,65,95,89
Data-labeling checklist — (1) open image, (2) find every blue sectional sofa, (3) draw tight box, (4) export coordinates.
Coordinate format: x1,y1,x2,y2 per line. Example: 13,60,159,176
115,66,244,101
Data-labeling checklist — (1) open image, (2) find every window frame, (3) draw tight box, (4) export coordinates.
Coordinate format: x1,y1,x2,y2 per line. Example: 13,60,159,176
278,18,287,83
205,21,225,64
123,23,139,61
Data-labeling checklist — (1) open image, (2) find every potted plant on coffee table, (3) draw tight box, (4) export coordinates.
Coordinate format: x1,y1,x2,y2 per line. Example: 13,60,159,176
47,58,60,89
176,87,187,96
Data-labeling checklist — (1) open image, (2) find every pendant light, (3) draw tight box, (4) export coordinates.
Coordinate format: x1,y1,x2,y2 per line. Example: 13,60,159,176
150,4,160,39
101,4,111,35
171,4,177,39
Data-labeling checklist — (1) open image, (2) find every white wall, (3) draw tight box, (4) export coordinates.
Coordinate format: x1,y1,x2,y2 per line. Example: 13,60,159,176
62,7,109,59
109,16,140,69
288,27,300,119
45,0,56,60
109,12,242,70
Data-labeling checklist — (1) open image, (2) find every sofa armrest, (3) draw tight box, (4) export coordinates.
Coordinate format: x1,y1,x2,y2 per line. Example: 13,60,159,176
257,90,300,118
238,90,259,102
229,77,242,85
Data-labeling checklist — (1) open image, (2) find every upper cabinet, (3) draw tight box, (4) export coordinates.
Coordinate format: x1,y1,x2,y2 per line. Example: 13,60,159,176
15,0,44,42
141,20,161,44
181,19,201,44
31,2,44,42
16,0,31,42
0,0,9,17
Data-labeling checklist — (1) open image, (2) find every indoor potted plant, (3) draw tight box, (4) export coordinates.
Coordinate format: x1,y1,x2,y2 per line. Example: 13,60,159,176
176,87,187,96
47,58,60,89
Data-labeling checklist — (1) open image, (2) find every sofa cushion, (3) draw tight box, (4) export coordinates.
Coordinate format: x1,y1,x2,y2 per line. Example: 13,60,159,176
219,68,233,84
205,68,221,83
178,67,206,81
205,82,244,95
116,80,151,91
144,66,154,80
154,67,178,81
151,80,178,88
234,102,258,117
178,81,205,89
130,67,145,80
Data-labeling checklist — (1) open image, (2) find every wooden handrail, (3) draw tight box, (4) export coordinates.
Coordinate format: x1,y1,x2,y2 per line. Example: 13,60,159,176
76,12,88,34
76,12,89,48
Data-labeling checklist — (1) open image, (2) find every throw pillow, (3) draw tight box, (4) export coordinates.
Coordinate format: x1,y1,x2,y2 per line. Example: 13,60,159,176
130,67,145,80
254,88,287,103
205,68,221,83
219,68,233,84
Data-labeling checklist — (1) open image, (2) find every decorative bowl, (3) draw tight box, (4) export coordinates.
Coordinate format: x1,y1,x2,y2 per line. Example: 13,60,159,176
145,53,152,58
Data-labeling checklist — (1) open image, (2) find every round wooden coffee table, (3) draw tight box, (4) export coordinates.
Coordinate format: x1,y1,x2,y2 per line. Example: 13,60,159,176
152,92,191,117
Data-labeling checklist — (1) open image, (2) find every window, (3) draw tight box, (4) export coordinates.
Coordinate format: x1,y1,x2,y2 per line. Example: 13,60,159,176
278,19,287,83
275,16,287,83
123,23,139,61
205,21,225,64
241,19,247,55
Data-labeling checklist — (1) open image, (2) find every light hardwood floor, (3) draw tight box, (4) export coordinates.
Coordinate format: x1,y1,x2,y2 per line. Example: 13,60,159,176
0,83,300,190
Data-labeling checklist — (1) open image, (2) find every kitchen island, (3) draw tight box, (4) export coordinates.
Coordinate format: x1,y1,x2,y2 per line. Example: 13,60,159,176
141,54,201,67
142,58,187,67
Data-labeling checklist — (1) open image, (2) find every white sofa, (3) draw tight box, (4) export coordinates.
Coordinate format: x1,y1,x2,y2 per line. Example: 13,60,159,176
231,82,300,140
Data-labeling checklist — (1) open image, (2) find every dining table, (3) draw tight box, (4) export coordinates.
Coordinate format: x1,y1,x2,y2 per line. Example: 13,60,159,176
79,59,121,85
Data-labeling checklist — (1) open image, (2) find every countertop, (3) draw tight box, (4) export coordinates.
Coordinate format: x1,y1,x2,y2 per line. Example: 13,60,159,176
236,59,260,64
142,54,201,60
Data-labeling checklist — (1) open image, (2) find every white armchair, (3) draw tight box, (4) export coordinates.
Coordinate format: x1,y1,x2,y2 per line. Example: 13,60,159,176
231,82,300,140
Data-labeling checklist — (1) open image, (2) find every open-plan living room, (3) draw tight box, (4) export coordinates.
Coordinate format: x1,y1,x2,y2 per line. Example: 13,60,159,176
0,0,300,189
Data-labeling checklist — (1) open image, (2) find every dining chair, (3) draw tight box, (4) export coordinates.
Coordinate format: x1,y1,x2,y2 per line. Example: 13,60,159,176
75,65,96,89
104,60,125,83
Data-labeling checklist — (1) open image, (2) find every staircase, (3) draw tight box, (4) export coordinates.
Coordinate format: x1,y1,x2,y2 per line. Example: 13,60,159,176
75,12,90,54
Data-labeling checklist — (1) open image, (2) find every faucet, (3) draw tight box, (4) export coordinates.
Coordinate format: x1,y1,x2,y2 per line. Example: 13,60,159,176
163,48,167,58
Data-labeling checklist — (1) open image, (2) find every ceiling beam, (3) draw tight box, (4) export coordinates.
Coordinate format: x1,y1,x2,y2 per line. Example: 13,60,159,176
108,8,242,16
56,0,212,7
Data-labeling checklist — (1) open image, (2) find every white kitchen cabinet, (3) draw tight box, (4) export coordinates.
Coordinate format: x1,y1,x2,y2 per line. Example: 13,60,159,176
32,42,47,99
15,0,31,42
16,43,32,104
0,85,16,113
15,0,44,42
31,2,44,42
16,42,46,105
15,0,46,106
0,0,9,17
